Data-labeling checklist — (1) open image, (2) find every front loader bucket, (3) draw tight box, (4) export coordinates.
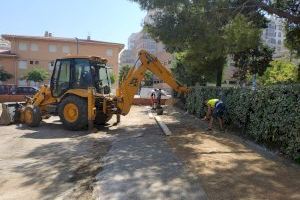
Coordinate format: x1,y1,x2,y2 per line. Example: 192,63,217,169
0,102,23,125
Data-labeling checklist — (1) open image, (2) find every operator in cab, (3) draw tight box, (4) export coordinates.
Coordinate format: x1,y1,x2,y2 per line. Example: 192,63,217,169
201,98,225,131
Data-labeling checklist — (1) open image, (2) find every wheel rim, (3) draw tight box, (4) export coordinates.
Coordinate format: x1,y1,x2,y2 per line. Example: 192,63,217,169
63,103,79,123
24,108,33,124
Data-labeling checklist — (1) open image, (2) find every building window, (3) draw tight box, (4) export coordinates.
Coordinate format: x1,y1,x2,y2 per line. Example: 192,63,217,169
278,40,282,45
48,44,57,53
29,61,34,65
62,46,70,54
19,42,28,51
35,61,39,65
18,80,26,86
278,32,282,37
31,43,39,51
106,49,113,57
270,38,276,44
18,60,27,69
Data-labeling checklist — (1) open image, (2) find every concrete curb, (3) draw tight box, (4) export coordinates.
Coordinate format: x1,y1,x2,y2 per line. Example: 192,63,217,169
148,110,172,136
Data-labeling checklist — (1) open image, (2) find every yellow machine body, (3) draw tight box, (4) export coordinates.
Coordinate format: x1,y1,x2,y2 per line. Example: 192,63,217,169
1,50,188,130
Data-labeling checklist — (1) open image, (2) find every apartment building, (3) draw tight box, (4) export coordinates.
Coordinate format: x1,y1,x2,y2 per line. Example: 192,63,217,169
262,16,289,58
0,33,124,86
120,10,172,70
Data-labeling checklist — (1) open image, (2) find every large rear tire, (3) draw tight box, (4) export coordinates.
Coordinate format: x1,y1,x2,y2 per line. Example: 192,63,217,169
94,113,112,125
58,96,88,130
23,105,42,127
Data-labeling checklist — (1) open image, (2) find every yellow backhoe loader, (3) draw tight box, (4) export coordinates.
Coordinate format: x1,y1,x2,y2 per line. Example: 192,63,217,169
0,50,188,130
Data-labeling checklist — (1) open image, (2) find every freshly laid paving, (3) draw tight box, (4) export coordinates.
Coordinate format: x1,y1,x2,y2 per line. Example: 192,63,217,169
93,107,207,200
160,106,300,200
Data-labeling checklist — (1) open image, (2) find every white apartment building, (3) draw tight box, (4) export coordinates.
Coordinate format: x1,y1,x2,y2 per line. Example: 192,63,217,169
262,16,289,58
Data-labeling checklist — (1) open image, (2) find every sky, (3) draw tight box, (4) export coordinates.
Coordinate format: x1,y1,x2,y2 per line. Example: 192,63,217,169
0,0,146,47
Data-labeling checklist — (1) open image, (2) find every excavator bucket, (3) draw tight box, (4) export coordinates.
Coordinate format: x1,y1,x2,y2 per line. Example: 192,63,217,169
0,102,23,125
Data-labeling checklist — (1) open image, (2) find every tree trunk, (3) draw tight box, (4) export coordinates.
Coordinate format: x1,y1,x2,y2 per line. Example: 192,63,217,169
216,66,223,87
215,57,226,87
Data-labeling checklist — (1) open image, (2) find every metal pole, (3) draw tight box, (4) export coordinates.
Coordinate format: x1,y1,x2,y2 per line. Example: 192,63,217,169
252,73,257,91
75,37,79,55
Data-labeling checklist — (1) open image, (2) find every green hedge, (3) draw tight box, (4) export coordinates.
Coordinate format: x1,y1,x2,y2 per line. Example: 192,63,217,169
185,84,300,160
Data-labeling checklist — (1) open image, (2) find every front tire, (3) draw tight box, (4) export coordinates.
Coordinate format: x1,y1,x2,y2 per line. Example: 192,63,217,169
23,105,42,127
58,96,88,130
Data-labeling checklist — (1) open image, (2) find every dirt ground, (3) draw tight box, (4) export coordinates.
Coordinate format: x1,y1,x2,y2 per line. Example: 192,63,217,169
0,116,112,200
161,106,300,200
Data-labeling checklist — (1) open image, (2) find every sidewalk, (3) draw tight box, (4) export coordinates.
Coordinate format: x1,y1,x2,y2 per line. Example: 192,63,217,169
161,106,300,200
93,107,207,200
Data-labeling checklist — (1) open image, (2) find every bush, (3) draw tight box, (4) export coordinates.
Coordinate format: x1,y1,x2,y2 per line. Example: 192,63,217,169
259,60,298,85
185,84,300,160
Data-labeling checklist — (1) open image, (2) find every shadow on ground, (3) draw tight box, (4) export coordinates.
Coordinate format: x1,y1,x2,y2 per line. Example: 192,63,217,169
162,106,300,200
93,108,207,200
11,107,205,200
13,135,110,199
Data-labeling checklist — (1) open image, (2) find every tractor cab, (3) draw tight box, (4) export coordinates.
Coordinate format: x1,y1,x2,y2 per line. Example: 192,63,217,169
50,56,111,97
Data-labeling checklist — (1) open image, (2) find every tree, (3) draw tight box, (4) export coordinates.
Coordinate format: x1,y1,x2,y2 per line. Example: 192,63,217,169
224,14,262,54
246,0,300,25
260,60,298,85
109,72,116,85
143,71,153,86
131,0,267,86
0,69,13,82
24,68,49,84
285,26,300,57
118,65,154,86
232,44,273,85
118,65,131,84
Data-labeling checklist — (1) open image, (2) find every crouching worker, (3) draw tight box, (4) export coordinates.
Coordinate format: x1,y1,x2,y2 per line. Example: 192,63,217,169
201,99,225,131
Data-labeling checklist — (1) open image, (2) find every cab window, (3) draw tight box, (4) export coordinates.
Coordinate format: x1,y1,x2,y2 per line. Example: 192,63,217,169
52,60,71,97
74,59,92,88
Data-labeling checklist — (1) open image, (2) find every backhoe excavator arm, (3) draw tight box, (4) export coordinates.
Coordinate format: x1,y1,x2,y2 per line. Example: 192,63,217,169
117,50,188,115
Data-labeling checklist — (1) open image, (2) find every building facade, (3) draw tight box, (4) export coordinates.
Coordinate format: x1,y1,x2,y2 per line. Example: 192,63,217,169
0,38,10,51
119,30,173,90
0,33,124,86
261,16,289,58
222,16,291,84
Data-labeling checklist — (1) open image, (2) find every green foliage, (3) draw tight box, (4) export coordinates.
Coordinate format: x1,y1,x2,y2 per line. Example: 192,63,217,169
224,14,261,54
118,65,153,86
185,85,300,160
171,52,211,86
118,65,131,84
24,68,49,83
143,71,153,86
285,25,300,57
232,44,274,83
131,0,267,86
0,69,13,82
260,60,298,85
109,72,116,85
